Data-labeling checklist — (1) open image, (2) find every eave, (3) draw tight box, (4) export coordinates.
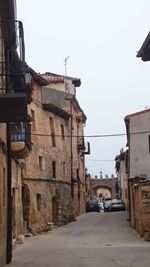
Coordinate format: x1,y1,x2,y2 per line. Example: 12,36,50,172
43,103,70,120
27,67,48,86
137,32,150,61
41,72,81,87
125,108,150,119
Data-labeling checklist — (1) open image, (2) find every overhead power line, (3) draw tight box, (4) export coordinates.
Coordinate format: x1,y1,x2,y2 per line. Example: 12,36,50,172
86,159,114,162
30,130,150,138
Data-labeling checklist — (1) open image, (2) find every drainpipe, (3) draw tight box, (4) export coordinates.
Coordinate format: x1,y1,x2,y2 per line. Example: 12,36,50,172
125,118,131,222
6,51,12,264
70,100,73,198
6,122,12,264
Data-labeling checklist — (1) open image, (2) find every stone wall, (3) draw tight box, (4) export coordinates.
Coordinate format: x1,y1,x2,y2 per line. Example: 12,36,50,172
12,160,24,239
22,78,86,233
0,138,7,267
130,179,150,240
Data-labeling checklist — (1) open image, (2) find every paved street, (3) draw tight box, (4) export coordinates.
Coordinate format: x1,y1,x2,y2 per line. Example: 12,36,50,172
8,211,150,267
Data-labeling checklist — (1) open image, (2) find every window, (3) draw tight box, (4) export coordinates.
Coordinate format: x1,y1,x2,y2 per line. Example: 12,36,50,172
31,109,36,130
60,124,65,140
62,162,66,174
76,169,80,180
52,161,56,178
37,194,42,211
49,117,56,147
39,156,44,171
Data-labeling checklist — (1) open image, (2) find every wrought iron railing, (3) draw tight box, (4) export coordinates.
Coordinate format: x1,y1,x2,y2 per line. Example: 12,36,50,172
77,137,85,150
0,20,25,93
83,141,90,155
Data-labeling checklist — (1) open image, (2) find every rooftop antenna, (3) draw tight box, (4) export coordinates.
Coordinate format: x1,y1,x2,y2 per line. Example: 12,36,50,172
64,56,70,75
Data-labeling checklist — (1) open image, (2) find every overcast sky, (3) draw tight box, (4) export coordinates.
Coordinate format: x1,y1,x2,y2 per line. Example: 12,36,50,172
17,0,150,177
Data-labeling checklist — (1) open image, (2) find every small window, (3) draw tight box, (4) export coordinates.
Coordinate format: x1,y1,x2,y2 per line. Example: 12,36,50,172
62,162,66,174
49,117,56,147
52,161,56,178
76,169,80,180
37,194,41,211
31,109,36,130
60,124,65,140
39,156,44,171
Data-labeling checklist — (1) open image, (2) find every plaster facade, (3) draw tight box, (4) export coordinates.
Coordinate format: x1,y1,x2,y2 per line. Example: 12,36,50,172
125,109,150,179
125,109,150,239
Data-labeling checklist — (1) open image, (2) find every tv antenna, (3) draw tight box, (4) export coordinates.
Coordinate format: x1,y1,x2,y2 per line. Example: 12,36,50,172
64,56,70,75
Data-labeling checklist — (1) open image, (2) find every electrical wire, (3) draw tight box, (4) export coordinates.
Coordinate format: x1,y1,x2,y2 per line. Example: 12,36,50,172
29,130,150,138
86,159,114,162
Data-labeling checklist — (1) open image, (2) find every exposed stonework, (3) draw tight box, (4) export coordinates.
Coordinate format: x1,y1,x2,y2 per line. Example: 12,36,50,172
129,178,150,240
90,177,117,200
22,73,88,234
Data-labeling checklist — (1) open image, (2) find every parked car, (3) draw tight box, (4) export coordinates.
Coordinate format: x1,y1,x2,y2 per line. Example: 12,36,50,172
86,200,100,213
108,199,125,212
103,198,112,212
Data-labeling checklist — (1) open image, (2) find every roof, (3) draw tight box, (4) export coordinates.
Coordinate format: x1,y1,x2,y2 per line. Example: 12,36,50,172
125,108,150,120
25,65,48,86
137,32,150,61
41,72,81,87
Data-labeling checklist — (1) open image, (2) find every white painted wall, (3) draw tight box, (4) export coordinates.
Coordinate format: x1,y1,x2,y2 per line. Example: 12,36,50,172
129,111,150,180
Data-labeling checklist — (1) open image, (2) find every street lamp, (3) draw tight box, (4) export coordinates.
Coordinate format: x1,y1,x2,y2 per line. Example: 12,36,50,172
25,70,32,86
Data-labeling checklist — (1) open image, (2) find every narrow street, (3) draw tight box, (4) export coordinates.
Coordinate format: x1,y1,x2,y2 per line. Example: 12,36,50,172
8,211,150,267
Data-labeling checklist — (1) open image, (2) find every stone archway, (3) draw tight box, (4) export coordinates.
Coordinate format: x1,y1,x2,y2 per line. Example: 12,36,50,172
93,185,112,201
90,178,117,200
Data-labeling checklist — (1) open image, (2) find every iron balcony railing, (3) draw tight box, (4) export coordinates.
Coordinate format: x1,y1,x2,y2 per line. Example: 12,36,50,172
83,141,90,155
0,20,25,93
77,137,85,150
0,20,28,122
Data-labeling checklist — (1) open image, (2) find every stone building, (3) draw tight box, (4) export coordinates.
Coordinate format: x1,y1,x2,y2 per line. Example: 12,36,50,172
0,0,31,265
115,149,128,209
85,169,91,202
22,71,90,234
0,2,90,263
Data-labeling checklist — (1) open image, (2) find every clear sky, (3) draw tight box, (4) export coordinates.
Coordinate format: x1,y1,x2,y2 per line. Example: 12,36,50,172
17,0,150,177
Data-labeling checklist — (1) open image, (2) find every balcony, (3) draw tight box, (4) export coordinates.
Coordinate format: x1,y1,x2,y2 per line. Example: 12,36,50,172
11,122,31,158
77,137,85,150
77,138,90,155
0,20,27,122
83,142,90,155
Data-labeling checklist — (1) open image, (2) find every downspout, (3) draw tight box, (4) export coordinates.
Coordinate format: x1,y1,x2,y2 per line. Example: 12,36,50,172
6,50,12,264
6,122,12,264
125,117,131,222
70,100,73,198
